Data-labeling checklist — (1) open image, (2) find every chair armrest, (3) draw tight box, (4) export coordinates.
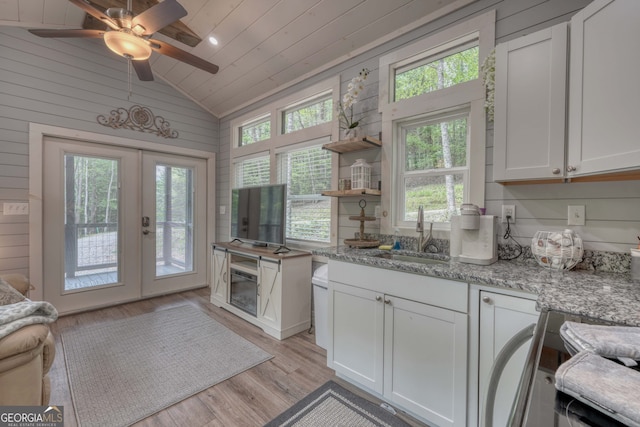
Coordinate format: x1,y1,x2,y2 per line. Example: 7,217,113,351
0,324,50,363
42,332,55,374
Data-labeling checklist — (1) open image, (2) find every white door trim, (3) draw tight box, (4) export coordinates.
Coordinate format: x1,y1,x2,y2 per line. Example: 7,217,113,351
29,123,216,301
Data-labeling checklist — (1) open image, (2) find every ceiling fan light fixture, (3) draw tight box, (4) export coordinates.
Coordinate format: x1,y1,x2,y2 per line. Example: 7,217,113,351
104,31,152,60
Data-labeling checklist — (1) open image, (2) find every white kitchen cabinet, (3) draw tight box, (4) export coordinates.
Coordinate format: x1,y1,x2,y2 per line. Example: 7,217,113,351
330,281,384,393
478,290,538,427
328,260,468,427
210,243,311,340
384,295,468,427
567,0,640,177
493,23,567,182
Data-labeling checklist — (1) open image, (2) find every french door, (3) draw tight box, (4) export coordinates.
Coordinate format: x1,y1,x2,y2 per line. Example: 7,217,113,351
43,138,207,314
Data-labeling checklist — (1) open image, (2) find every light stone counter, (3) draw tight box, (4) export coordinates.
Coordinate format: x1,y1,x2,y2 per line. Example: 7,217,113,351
314,246,640,326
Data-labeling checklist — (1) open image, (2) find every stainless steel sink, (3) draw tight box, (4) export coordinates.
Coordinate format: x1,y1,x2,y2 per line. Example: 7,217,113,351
374,253,448,265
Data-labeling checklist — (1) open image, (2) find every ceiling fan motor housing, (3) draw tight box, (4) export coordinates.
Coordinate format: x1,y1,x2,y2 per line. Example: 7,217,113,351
106,8,134,30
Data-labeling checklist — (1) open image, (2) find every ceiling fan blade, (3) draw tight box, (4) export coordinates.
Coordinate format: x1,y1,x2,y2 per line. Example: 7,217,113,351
149,39,219,75
132,0,187,36
68,0,119,30
28,29,105,38
131,59,154,81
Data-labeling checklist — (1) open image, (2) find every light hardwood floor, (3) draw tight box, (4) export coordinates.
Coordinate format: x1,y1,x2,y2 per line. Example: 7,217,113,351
48,287,335,426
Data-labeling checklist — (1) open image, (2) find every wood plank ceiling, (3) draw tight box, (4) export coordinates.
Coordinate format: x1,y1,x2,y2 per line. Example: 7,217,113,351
0,0,474,117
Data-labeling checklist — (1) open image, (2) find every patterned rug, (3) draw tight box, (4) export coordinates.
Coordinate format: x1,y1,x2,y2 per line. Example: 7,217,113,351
61,305,272,427
265,381,412,427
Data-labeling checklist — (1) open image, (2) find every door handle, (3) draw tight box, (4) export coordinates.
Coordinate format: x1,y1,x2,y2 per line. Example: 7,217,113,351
142,229,156,235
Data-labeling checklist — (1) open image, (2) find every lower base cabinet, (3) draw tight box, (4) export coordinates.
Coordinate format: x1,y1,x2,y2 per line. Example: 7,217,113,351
328,261,469,427
478,290,538,427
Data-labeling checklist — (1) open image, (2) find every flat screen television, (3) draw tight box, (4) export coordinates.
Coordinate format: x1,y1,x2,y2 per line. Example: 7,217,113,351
230,184,286,246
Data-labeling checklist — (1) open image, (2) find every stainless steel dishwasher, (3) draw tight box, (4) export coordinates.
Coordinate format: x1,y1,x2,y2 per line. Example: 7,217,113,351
508,310,628,427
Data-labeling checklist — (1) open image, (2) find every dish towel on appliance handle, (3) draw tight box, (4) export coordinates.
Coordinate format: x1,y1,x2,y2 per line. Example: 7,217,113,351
555,350,640,427
560,321,640,366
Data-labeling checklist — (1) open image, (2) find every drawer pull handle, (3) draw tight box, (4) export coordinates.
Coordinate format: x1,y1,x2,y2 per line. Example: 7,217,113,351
375,296,382,302
384,299,391,305
482,296,492,304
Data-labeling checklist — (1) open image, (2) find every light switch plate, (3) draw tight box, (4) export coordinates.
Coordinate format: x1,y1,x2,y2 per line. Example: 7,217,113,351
3,202,29,215
568,205,585,226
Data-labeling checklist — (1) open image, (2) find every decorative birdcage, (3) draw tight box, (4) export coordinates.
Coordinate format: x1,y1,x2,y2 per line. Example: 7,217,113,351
350,158,371,190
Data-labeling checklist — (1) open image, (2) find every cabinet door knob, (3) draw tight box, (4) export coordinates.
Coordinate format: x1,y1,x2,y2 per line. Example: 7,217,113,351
482,296,492,304
552,168,561,175
376,296,382,302
567,165,577,172
384,299,391,305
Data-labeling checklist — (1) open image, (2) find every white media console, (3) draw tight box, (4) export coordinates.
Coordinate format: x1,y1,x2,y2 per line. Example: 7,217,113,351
210,242,312,340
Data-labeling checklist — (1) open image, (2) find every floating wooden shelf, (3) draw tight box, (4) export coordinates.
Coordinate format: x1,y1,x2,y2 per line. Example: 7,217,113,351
322,136,382,154
322,188,381,197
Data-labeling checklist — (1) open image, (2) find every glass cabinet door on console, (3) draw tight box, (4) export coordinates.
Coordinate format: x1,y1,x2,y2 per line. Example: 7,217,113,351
229,267,258,316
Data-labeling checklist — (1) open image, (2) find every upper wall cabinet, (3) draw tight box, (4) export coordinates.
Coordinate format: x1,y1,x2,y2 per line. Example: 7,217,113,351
493,24,568,182
567,0,640,177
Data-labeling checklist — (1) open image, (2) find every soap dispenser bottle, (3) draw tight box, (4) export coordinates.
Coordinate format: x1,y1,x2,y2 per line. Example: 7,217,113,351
392,229,401,250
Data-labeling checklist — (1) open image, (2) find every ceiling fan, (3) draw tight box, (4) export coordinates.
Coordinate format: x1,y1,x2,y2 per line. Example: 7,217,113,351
28,0,219,82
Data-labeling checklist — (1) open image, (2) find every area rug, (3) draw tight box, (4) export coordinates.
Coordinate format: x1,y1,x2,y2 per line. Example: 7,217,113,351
61,305,272,427
265,381,412,427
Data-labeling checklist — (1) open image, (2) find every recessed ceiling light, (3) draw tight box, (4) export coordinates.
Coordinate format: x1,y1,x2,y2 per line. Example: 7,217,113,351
208,36,219,46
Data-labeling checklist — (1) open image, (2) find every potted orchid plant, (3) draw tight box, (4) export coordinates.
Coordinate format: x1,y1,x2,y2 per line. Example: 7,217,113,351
337,68,369,138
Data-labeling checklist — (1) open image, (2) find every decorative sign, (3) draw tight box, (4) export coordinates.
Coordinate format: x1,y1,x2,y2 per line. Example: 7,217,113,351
97,105,178,139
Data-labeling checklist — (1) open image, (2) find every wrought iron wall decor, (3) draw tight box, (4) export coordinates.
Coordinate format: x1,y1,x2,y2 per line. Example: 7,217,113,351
97,105,179,139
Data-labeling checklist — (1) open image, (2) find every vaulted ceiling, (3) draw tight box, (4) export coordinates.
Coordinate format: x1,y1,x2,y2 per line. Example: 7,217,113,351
0,0,473,117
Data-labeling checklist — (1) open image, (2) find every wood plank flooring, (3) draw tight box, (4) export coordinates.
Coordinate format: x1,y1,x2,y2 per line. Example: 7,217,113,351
48,287,335,427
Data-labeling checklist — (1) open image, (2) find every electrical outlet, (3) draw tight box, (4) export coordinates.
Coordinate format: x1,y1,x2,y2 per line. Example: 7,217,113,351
568,205,585,226
501,205,515,223
374,205,381,219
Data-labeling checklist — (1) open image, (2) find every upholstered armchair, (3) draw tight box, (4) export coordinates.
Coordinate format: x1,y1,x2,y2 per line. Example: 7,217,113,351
0,274,56,405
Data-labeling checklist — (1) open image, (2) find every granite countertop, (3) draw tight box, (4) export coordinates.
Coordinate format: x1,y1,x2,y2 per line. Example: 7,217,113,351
314,246,640,327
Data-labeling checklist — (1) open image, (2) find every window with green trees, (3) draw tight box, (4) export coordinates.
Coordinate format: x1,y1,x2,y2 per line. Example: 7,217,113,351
234,155,270,188
231,79,337,245
395,44,479,102
277,143,332,242
282,94,333,134
239,116,270,146
399,113,468,223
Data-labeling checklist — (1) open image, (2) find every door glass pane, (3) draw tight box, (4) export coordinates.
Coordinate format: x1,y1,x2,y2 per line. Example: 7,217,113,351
155,165,194,277
64,154,120,290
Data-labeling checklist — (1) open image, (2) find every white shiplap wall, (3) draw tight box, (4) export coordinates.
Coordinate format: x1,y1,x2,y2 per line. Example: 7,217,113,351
0,26,218,277
219,0,640,252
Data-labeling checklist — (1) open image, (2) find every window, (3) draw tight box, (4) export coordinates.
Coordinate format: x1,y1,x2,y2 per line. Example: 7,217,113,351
239,115,270,147
277,143,332,242
398,112,468,224
233,155,270,187
379,11,494,231
230,78,339,246
282,93,333,134
395,43,479,102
